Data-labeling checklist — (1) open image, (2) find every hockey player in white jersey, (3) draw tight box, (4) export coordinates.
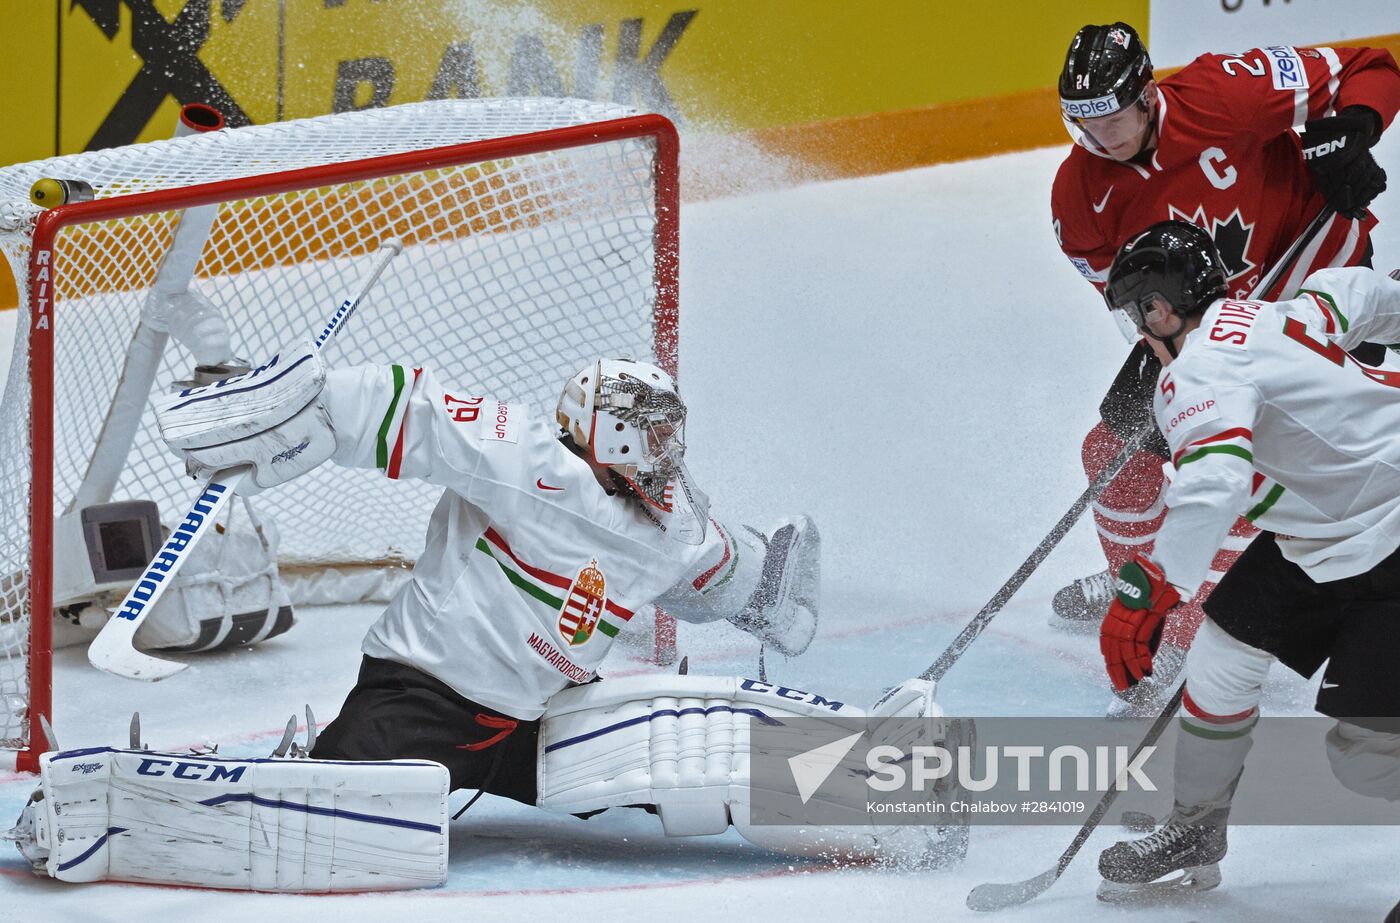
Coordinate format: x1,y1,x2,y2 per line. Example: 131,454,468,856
274,355,819,792
1090,220,1400,898
11,345,962,890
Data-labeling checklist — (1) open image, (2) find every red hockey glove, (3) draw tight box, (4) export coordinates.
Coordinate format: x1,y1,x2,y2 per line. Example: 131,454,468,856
1099,555,1181,693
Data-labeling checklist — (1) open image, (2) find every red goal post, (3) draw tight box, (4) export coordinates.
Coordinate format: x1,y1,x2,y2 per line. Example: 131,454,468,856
0,98,679,773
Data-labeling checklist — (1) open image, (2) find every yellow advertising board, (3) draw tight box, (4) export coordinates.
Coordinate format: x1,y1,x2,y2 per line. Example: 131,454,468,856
3,1,1398,311
3,1,1146,166
0,1,1161,310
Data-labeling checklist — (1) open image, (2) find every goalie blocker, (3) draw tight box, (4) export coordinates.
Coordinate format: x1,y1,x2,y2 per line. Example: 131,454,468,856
11,674,969,890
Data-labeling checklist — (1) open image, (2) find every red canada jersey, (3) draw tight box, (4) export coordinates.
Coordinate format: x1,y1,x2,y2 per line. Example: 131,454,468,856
1052,45,1400,306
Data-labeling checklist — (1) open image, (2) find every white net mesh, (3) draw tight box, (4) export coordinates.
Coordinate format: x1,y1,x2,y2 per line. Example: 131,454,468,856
0,98,675,757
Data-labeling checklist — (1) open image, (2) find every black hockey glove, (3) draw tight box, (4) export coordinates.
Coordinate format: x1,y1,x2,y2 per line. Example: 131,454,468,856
1300,107,1387,219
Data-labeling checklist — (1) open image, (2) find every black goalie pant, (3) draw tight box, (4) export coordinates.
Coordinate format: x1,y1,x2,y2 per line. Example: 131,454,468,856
1203,532,1400,731
311,655,540,804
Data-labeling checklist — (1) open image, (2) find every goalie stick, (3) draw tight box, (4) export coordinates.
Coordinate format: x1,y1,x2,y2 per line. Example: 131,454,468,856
921,205,1337,686
87,238,403,681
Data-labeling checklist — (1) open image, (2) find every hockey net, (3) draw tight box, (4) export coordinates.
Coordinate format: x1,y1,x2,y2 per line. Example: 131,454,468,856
0,98,679,772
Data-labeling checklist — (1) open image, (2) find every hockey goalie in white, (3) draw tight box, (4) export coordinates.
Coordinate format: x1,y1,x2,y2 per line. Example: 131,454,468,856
11,349,961,890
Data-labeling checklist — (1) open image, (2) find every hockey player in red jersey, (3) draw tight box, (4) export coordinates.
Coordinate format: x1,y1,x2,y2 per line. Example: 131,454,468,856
1093,221,1400,899
1049,22,1399,713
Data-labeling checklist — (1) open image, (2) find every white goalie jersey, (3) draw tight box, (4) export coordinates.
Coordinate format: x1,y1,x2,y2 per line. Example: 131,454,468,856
1150,268,1400,595
320,365,744,719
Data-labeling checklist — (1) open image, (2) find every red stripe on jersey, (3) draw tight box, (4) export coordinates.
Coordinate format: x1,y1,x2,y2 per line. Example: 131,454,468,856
1266,214,1369,301
386,367,422,480
692,519,731,591
1304,292,1337,333
1171,428,1254,466
483,527,572,590
484,528,633,620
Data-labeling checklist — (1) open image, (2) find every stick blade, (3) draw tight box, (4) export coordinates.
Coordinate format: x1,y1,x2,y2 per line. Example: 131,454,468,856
88,628,188,681
966,867,1060,913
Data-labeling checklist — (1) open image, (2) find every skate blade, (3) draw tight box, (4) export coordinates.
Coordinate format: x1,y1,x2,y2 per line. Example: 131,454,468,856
1096,864,1222,903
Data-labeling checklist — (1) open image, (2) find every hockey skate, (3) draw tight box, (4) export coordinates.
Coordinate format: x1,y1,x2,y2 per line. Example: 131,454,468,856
1097,802,1228,903
1049,569,1113,631
1106,642,1186,718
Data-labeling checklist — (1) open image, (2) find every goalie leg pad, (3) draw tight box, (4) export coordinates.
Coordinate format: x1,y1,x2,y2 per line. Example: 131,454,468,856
17,748,448,891
538,674,967,865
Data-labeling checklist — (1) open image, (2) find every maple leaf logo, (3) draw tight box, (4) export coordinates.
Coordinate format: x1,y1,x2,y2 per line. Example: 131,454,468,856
1167,205,1258,295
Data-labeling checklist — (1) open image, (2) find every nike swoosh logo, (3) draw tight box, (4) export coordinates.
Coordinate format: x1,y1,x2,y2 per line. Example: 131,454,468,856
1322,681,1340,689
536,478,565,491
1093,187,1115,213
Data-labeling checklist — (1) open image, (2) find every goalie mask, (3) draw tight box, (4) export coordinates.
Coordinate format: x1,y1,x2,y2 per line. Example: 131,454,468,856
557,358,709,544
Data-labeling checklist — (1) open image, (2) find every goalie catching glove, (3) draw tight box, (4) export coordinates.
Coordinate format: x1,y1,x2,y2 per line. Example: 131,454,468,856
1100,554,1181,693
154,342,335,493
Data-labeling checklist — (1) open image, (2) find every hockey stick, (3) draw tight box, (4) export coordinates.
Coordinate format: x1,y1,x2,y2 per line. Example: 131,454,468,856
920,425,1149,683
87,238,403,681
921,204,1337,685
965,683,1185,912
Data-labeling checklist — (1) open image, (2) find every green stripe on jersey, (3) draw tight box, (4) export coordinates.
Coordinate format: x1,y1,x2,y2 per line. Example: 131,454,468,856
375,364,408,470
702,542,740,595
475,538,565,610
1246,484,1286,522
1301,288,1348,332
1176,444,1253,468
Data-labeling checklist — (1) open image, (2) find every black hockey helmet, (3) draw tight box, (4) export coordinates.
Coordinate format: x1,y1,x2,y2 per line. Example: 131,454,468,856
1106,221,1228,341
1059,23,1153,121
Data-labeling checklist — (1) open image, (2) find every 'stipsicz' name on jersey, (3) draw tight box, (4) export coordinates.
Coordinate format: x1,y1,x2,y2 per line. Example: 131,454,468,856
1207,300,1265,346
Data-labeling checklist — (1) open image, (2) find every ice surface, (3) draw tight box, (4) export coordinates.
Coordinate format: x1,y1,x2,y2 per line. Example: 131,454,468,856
3,130,1400,919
